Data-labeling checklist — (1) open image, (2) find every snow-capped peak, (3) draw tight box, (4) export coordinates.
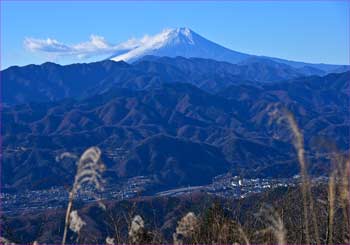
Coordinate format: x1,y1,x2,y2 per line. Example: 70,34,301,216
110,27,196,62
163,27,195,44
109,27,250,63
139,27,195,47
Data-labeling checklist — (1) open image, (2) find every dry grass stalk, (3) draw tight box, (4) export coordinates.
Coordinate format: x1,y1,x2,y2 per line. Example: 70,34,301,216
61,146,105,245
286,111,321,244
317,141,349,243
104,209,125,244
236,225,250,245
268,104,320,243
259,207,286,245
284,112,314,243
268,105,310,243
326,165,337,244
340,159,350,243
345,160,350,243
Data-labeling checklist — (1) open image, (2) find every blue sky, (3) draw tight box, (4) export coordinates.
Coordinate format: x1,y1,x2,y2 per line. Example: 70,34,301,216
1,1,349,69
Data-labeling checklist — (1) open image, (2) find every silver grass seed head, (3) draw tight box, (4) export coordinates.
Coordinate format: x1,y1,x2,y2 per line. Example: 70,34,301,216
130,215,144,233
176,212,198,237
72,147,105,196
0,237,15,245
173,212,198,245
56,151,78,162
105,236,115,244
69,210,86,234
129,215,145,243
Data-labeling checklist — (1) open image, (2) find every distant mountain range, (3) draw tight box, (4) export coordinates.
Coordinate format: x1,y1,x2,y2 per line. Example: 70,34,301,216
2,55,348,105
109,27,348,73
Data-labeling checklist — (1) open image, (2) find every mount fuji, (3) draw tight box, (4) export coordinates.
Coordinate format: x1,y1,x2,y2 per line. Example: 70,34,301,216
109,27,347,73
110,27,250,64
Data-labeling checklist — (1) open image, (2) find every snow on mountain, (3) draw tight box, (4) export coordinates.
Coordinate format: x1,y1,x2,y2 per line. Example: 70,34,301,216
109,27,251,63
108,27,349,74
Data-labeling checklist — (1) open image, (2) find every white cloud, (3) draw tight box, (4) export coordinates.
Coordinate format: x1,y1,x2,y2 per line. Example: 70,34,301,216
23,35,139,59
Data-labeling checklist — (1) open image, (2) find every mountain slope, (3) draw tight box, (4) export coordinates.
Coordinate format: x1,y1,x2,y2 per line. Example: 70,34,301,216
117,134,230,188
109,27,348,73
2,72,349,190
2,56,336,105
